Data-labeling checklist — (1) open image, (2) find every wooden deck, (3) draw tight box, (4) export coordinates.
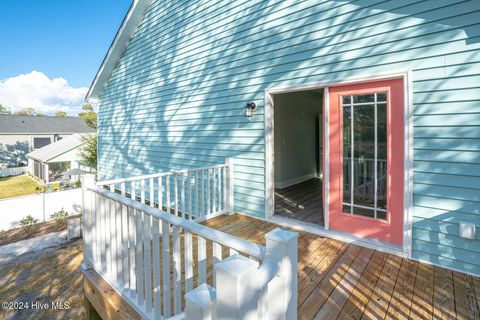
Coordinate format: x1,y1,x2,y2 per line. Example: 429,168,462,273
205,214,480,320
82,213,480,319
275,178,324,225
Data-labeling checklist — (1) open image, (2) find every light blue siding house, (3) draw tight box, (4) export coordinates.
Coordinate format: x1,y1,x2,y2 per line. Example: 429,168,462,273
87,0,480,277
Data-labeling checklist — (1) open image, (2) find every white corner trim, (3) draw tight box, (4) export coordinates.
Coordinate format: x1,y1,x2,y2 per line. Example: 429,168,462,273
403,69,414,258
264,90,274,219
86,0,151,101
323,87,330,230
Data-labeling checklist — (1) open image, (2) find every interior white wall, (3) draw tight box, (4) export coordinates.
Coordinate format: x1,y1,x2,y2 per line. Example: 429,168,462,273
274,90,323,189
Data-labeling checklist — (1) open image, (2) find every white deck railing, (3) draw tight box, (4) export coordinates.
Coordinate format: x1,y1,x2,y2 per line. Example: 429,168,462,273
96,159,234,222
81,163,298,320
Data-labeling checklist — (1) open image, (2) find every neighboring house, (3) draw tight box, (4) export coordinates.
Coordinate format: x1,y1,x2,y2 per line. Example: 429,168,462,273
27,134,93,183
85,0,480,295
0,115,95,168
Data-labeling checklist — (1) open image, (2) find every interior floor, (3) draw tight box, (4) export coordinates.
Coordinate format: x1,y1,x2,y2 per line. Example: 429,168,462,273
274,178,324,225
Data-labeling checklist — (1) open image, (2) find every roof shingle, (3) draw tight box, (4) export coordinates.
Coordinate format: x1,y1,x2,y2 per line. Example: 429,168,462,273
0,115,95,134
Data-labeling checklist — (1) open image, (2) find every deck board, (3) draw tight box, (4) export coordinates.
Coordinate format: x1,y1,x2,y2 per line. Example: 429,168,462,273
337,250,388,319
453,272,480,320
434,267,457,319
313,247,374,319
385,258,418,320
361,254,402,319
409,262,435,319
85,213,480,319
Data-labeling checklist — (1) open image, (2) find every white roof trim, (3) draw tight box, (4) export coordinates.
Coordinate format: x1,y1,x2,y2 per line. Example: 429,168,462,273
86,0,151,102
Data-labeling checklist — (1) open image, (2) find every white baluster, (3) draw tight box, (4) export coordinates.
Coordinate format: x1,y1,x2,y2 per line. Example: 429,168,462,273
135,210,144,306
212,168,216,214
162,220,171,317
195,171,199,219
121,183,129,288
141,179,145,204
185,231,193,293
181,174,186,218
152,217,161,320
201,170,205,218
144,214,152,312
174,174,178,216
173,226,181,314
128,206,136,296
207,168,211,216
158,176,163,211
188,172,193,220
212,242,222,287
166,176,171,214
150,177,154,207
217,168,221,213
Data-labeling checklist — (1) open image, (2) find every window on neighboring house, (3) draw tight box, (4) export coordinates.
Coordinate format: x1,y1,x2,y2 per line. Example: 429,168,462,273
33,137,51,149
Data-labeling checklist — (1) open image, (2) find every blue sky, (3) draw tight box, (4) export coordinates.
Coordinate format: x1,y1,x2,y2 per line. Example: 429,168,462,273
0,0,131,114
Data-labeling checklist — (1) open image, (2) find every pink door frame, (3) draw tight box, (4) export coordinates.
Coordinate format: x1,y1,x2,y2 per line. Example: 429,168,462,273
327,78,405,245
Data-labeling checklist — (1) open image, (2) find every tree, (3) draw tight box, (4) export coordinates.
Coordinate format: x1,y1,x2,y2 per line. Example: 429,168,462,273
78,104,97,129
0,104,11,114
79,136,97,170
14,107,36,116
78,104,98,171
55,111,68,117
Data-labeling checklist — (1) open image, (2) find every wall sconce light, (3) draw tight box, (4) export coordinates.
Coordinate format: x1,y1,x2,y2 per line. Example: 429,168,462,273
244,102,257,118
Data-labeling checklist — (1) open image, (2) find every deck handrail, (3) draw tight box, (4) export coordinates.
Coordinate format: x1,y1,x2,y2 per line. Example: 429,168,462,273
95,159,235,223
97,163,229,186
89,186,266,260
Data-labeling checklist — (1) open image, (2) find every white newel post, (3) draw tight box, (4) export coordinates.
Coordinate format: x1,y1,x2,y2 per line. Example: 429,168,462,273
225,158,234,214
265,228,298,320
81,174,96,269
185,283,217,320
215,254,259,320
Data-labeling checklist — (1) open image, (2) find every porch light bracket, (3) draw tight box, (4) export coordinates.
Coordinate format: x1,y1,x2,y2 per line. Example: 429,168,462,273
244,102,257,118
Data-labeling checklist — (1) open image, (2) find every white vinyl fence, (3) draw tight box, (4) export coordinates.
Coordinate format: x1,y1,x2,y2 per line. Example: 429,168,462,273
0,166,28,178
0,188,82,231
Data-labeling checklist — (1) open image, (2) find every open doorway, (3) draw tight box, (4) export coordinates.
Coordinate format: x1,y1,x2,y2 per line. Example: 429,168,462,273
273,90,324,225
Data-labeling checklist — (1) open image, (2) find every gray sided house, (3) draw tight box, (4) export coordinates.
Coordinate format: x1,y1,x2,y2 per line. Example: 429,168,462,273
87,1,480,276
0,115,94,168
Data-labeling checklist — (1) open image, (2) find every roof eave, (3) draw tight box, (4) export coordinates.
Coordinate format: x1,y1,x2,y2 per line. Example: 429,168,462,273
86,0,151,102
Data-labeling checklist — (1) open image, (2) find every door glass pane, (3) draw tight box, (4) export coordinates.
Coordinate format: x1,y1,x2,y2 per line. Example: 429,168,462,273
377,103,387,211
353,104,375,218
342,104,352,213
341,92,388,220
353,94,375,104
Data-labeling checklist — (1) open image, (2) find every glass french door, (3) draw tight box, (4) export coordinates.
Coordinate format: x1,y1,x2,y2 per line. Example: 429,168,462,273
328,78,404,245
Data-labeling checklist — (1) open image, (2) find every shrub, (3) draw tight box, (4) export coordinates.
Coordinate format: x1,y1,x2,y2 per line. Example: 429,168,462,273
20,215,39,235
50,208,68,226
75,180,81,188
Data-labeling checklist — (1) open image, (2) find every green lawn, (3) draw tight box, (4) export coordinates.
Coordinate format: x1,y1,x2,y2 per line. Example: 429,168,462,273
0,175,44,199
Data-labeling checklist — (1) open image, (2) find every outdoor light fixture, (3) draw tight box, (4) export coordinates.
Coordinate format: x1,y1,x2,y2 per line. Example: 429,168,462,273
244,102,257,118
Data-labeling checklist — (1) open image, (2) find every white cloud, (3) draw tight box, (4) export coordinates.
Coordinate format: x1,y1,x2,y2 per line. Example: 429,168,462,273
0,71,88,115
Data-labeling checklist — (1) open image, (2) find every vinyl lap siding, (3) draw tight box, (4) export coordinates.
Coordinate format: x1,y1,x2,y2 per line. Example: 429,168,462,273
97,0,480,274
